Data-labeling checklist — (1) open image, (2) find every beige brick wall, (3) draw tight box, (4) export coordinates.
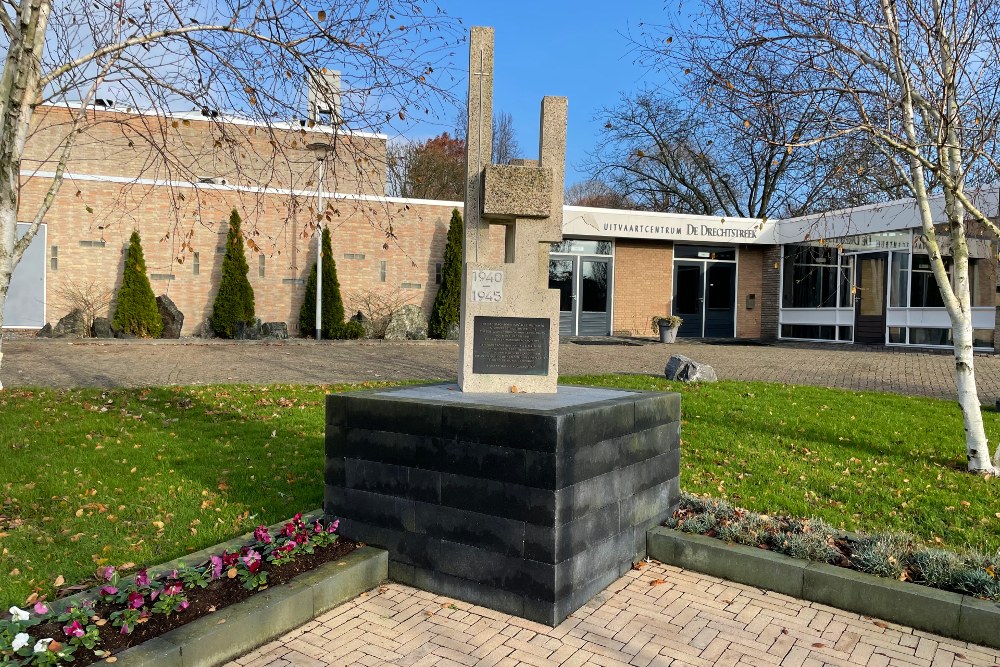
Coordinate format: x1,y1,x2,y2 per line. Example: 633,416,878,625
23,105,386,197
736,246,764,339
24,177,456,335
611,240,673,337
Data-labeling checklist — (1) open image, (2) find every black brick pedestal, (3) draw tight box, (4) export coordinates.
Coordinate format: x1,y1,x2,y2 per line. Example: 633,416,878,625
324,384,681,626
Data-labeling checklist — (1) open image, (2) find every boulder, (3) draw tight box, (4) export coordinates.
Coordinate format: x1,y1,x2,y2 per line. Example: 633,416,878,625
35,323,53,338
384,304,428,341
91,317,114,339
234,318,263,340
260,322,288,340
156,295,184,339
52,309,88,338
194,320,216,339
665,354,717,383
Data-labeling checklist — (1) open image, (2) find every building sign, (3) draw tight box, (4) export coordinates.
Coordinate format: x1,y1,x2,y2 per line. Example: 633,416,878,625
562,210,770,245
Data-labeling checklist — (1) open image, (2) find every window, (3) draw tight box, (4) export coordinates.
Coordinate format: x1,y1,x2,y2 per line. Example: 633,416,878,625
781,246,842,308
150,273,175,281
910,256,950,307
435,263,443,285
343,253,366,260
79,239,106,248
780,324,837,340
401,282,421,289
889,251,908,307
379,260,387,283
50,246,58,271
258,254,265,278
674,245,735,261
193,252,200,276
550,240,613,255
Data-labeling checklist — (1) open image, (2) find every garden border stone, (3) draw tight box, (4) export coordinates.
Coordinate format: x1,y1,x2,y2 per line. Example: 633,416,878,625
44,509,388,667
646,526,999,650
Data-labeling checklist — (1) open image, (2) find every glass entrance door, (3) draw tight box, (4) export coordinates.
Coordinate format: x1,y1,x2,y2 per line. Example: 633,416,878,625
672,252,737,338
548,254,612,336
854,253,888,344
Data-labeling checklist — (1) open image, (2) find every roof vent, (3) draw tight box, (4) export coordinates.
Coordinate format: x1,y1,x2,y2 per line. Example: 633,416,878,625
200,108,220,118
307,70,342,125
94,98,115,108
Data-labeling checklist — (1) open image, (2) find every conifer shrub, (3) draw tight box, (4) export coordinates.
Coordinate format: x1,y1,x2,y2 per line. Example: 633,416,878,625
112,231,163,337
428,208,463,339
298,227,347,338
211,209,256,338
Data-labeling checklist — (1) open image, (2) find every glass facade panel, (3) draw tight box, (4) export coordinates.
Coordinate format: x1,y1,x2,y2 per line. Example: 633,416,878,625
910,256,950,307
781,324,837,340
550,240,613,255
782,246,840,308
548,259,574,312
909,327,952,346
580,260,609,313
674,245,736,261
858,256,886,316
838,257,854,307
974,329,994,348
888,327,905,344
889,251,908,307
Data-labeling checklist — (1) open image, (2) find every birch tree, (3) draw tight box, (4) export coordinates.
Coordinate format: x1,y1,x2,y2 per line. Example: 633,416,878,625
643,0,1000,473
0,0,458,388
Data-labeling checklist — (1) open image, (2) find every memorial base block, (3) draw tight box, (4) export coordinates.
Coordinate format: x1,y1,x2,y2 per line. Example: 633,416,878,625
325,384,681,626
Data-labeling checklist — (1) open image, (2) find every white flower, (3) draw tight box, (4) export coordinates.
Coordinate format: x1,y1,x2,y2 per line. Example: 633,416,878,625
9,606,29,622
11,633,30,651
33,638,52,654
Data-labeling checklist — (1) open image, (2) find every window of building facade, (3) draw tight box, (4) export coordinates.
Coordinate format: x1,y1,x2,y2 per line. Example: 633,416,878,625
50,246,58,271
435,263,443,285
781,246,846,308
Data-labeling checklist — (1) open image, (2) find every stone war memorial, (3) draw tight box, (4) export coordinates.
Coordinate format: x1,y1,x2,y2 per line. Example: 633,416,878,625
325,27,681,625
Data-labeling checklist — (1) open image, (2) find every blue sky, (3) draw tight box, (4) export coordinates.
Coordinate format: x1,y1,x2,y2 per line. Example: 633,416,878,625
403,1,666,186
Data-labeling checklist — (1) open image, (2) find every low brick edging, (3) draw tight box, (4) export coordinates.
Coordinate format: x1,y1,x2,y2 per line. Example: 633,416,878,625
647,527,1000,650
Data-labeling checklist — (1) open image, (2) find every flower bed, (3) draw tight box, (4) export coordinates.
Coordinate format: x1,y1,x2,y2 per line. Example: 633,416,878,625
667,493,1000,601
1,514,355,666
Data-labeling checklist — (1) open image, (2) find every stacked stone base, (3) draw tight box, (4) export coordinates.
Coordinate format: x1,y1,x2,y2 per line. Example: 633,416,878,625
325,384,681,626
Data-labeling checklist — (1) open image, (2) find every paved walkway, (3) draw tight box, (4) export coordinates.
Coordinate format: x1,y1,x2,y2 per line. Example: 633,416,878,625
4,337,1000,400
228,561,1000,667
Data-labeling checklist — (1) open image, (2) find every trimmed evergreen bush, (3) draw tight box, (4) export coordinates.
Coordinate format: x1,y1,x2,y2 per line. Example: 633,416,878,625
428,208,463,339
298,226,346,338
211,209,256,338
112,231,163,338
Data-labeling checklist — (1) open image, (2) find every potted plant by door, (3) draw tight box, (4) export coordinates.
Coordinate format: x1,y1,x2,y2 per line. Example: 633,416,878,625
651,315,683,343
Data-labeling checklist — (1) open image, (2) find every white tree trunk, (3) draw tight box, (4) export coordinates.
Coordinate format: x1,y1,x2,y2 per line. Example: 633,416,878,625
951,309,993,472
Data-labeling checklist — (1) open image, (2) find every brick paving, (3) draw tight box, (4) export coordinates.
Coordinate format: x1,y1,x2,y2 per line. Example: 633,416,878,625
228,562,1000,667
4,337,1000,400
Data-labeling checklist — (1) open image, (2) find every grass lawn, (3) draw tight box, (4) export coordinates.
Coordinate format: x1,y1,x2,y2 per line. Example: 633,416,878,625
2,376,999,606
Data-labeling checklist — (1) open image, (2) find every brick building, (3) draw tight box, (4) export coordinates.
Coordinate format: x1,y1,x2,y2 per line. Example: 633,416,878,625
6,104,998,351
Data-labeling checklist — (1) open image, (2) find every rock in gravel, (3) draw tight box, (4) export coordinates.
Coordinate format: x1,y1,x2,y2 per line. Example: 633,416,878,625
52,309,88,338
91,317,114,338
384,304,428,341
665,354,717,383
156,295,184,339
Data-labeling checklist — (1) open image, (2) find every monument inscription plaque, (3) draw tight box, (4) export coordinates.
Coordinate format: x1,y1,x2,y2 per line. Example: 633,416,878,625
472,316,550,375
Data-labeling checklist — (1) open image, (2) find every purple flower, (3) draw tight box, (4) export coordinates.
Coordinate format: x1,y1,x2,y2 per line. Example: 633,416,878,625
178,600,189,611
164,583,182,597
33,602,49,615
120,624,131,635
99,586,118,596
313,521,324,533
150,589,160,601
63,620,85,638
127,592,144,609
100,566,116,581
135,569,150,587
253,525,273,544
328,520,340,534
242,550,262,574
280,522,295,537
210,555,223,580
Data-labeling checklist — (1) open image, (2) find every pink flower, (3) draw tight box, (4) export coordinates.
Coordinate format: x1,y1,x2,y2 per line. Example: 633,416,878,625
127,592,144,609
222,551,238,567
63,620,85,638
210,555,223,579
242,550,262,574
280,522,295,537
313,521,324,533
150,589,160,601
328,520,340,534
178,600,189,611
164,583,182,597
167,569,179,579
120,624,131,635
254,525,273,544
99,566,116,581
135,569,150,587
99,586,118,596
33,602,48,615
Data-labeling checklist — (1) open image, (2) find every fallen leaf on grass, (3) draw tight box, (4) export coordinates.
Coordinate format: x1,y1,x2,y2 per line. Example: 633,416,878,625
54,575,64,587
